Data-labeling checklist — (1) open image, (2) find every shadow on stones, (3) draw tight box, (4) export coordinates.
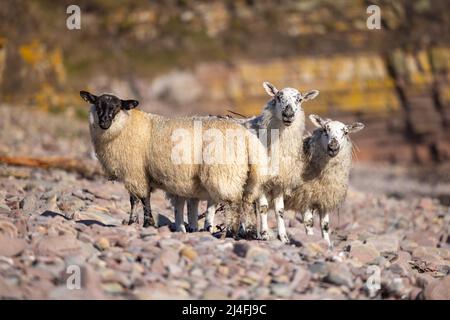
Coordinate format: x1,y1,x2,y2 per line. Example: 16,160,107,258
40,210,116,227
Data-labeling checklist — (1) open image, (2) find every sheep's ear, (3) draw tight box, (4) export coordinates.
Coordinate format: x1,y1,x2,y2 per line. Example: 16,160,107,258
262,81,278,97
309,114,326,128
121,99,139,110
80,91,97,104
347,122,365,133
302,90,319,101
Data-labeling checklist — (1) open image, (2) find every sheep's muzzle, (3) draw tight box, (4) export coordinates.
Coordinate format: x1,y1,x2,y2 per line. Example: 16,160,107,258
327,139,340,157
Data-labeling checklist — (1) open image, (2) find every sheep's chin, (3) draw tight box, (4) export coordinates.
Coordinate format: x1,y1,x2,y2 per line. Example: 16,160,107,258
327,149,339,157
99,122,112,130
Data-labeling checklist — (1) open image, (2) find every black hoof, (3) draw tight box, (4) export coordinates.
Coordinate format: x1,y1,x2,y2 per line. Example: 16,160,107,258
186,226,197,233
143,219,155,228
259,230,270,241
127,216,139,225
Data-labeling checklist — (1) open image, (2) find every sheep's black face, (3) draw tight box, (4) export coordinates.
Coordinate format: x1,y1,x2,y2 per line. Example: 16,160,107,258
94,95,122,129
80,91,139,130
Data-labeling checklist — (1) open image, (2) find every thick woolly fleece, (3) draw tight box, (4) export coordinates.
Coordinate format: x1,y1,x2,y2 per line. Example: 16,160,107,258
245,99,306,198
285,128,353,214
89,108,269,208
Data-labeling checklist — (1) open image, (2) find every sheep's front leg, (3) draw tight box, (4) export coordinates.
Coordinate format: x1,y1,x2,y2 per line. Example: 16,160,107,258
141,196,155,228
187,198,199,232
302,209,314,235
174,196,186,233
258,194,270,240
127,193,139,225
319,211,332,249
204,200,216,233
274,195,289,244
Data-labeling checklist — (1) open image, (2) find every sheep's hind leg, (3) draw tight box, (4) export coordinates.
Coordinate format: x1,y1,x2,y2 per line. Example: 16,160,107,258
127,194,139,225
141,196,155,228
204,200,216,233
302,209,314,235
187,198,199,232
274,195,289,244
319,211,333,249
258,194,270,240
174,196,187,233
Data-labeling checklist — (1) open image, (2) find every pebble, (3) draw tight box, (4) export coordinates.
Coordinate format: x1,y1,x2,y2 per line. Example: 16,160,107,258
95,237,110,251
20,194,39,212
34,235,82,257
349,241,380,264
325,264,354,288
246,245,271,262
412,247,446,265
180,246,198,261
270,283,292,298
0,234,27,257
423,276,450,300
233,242,250,258
0,220,19,238
203,286,230,300
308,261,329,276
134,285,189,300
366,234,400,253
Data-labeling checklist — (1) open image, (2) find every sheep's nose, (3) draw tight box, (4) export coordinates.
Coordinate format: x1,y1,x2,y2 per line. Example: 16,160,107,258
328,138,339,150
283,106,295,118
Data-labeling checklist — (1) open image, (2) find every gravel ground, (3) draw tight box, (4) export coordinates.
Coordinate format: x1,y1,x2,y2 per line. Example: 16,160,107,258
0,105,449,300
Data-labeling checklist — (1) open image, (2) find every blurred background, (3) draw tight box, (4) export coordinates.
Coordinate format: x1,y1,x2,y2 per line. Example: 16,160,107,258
0,0,449,179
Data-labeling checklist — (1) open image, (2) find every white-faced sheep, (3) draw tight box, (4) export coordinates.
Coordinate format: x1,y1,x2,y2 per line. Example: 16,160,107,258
285,114,365,247
79,91,269,230
251,82,319,243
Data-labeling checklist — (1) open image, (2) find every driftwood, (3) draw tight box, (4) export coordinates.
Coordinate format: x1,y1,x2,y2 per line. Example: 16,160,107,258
0,155,103,179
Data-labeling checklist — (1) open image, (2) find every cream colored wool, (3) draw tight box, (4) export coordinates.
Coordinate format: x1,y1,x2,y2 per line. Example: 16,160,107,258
89,107,268,213
165,83,319,237
284,115,364,247
285,129,352,214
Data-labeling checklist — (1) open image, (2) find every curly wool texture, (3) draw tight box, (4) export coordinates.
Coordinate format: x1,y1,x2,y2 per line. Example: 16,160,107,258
285,128,353,214
89,107,269,205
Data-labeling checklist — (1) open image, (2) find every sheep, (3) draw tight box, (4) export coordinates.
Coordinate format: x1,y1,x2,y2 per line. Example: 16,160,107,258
285,114,365,248
79,91,269,230
249,82,319,243
164,114,259,234
171,82,319,240
165,114,249,234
